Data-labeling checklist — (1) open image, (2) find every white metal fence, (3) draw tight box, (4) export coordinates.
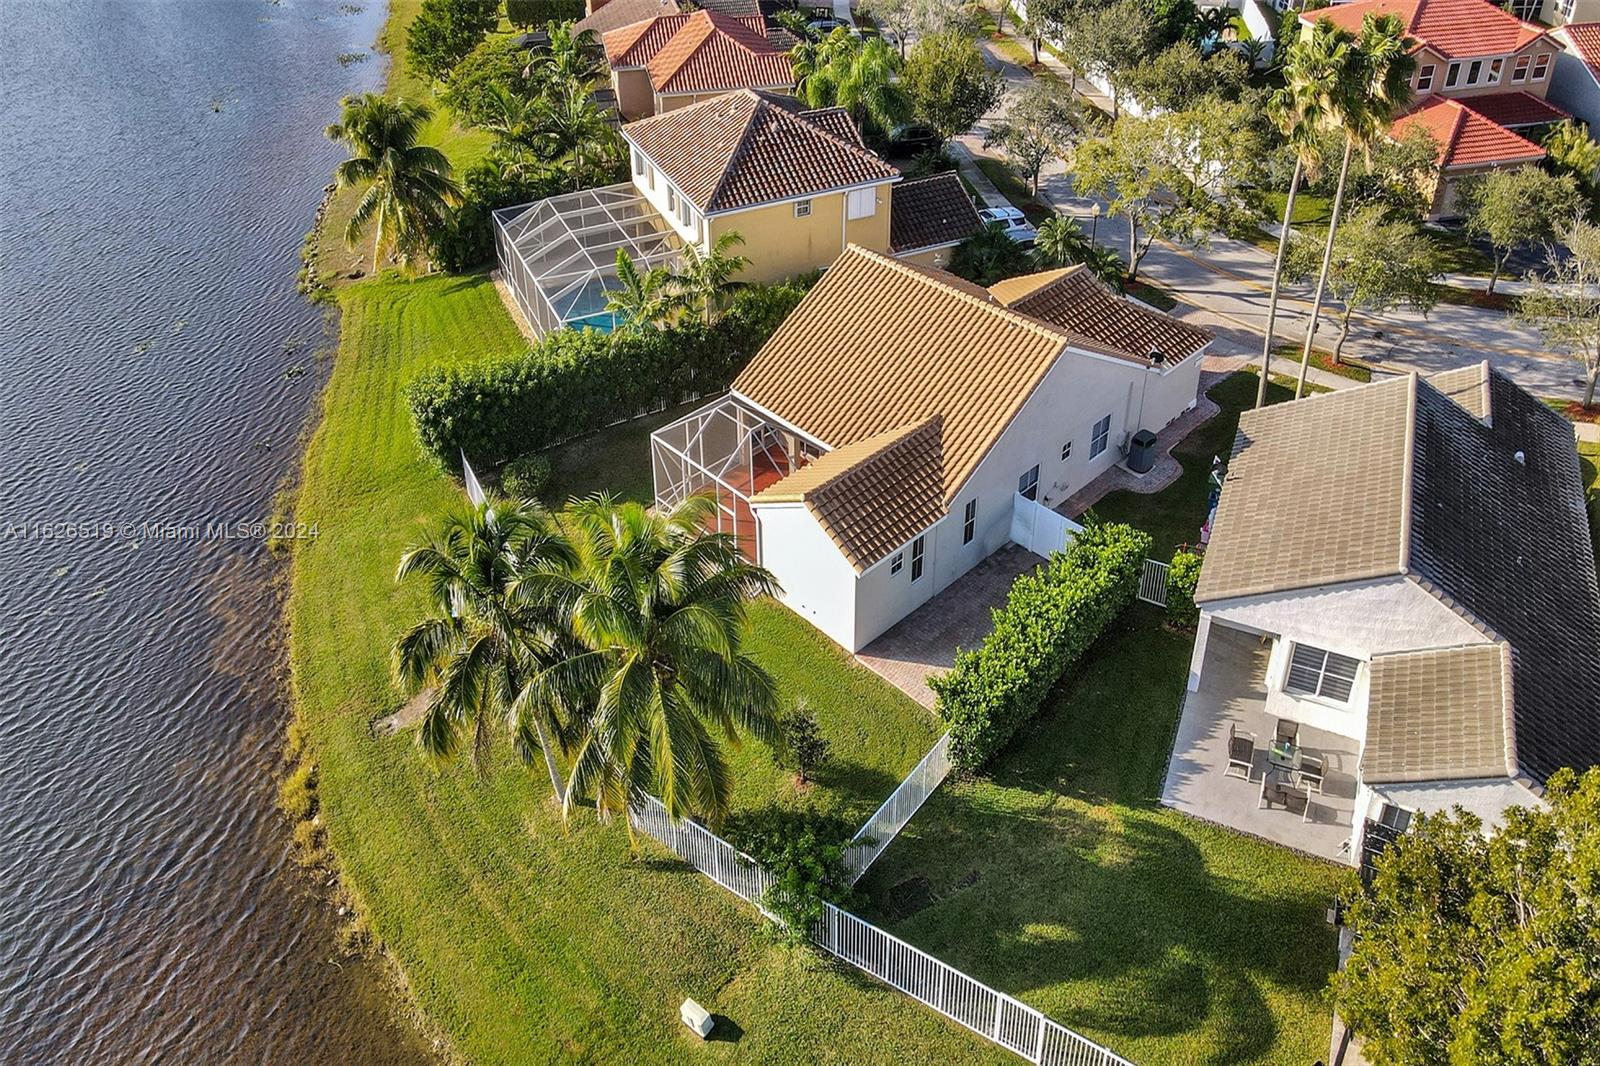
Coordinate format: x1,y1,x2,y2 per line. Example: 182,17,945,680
1010,492,1085,558
843,732,953,882
628,792,1134,1066
1138,558,1169,607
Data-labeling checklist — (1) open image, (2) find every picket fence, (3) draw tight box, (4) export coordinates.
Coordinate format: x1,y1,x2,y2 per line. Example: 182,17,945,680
628,794,1134,1066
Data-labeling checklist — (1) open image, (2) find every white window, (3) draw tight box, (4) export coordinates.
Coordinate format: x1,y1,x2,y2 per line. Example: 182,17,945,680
632,148,645,176
1466,59,1483,85
1416,64,1434,92
1061,440,1073,461
1488,57,1503,85
846,187,877,220
794,199,812,218
667,187,677,212
1089,414,1112,458
1018,464,1040,501
647,165,656,191
1285,643,1361,703
910,536,925,581
890,551,903,575
1532,52,1550,81
1445,61,1461,88
678,200,693,228
1512,54,1531,83
962,499,976,544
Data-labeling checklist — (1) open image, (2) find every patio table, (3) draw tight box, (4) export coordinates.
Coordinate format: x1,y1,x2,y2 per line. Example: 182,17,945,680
1268,740,1301,772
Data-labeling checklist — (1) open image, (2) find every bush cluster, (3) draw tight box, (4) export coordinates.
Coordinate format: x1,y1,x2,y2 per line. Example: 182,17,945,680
505,0,583,28
427,161,566,274
932,522,1151,774
725,808,860,944
407,281,811,470
500,453,552,500
1165,549,1202,629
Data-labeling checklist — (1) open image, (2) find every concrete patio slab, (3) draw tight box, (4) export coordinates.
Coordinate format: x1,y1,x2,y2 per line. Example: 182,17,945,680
1163,623,1359,864
856,544,1040,708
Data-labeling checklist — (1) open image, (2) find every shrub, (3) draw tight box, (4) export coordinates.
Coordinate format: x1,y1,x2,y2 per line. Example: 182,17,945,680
932,521,1150,774
772,698,830,785
408,279,812,469
441,38,536,128
726,808,859,944
501,453,552,500
428,159,566,274
278,760,317,822
407,0,500,83
1165,549,1201,628
505,0,583,27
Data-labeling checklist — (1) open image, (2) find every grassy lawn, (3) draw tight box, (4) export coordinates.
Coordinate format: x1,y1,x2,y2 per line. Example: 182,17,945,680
1581,441,1599,566
974,157,1054,224
1252,191,1496,280
1092,372,1315,561
1271,343,1372,383
857,603,1347,1066
1124,276,1179,311
287,270,1005,1063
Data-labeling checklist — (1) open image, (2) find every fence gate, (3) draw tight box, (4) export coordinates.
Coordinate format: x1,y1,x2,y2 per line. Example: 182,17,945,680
1009,492,1084,558
1138,558,1169,606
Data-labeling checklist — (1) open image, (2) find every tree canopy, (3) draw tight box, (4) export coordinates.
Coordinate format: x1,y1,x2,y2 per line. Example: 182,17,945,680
407,0,501,83
985,79,1081,195
1459,166,1584,294
1516,219,1600,408
901,30,1003,141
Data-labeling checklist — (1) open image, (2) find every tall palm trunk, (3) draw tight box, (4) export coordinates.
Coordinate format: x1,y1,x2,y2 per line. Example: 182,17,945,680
1258,157,1304,408
1296,137,1354,399
530,712,566,804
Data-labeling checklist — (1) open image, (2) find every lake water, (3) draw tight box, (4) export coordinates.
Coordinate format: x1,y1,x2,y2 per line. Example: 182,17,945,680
0,1,432,1061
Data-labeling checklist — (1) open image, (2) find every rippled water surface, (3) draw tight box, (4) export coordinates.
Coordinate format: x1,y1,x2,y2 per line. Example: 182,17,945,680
0,2,433,1062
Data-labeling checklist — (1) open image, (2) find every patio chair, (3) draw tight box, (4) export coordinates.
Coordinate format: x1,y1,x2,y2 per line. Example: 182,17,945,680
1259,771,1312,821
1294,753,1326,795
1274,719,1299,746
1225,723,1256,780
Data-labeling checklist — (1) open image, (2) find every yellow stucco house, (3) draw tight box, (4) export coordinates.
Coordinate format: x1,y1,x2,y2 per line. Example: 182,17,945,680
492,89,983,335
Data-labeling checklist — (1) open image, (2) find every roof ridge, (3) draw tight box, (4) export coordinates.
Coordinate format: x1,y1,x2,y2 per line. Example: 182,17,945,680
1398,371,1419,577
803,416,941,499
765,101,891,175
850,246,1075,347
702,91,767,211
649,10,719,85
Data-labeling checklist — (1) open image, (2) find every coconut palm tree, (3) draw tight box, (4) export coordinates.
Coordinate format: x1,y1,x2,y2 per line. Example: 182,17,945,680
534,23,605,88
1294,13,1414,398
672,231,750,324
530,77,622,187
529,495,781,827
604,249,675,333
1255,21,1352,408
791,30,909,136
392,497,578,800
325,93,461,272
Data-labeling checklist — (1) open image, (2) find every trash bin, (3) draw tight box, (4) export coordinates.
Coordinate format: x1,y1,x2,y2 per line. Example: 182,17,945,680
1127,429,1158,474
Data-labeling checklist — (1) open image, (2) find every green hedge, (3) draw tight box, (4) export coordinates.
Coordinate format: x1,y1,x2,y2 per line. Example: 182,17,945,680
1166,549,1202,628
407,281,811,470
932,522,1151,774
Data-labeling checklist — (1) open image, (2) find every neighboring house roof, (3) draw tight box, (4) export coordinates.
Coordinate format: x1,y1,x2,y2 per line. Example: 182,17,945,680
1559,22,1600,80
735,246,1076,507
1363,644,1516,784
1300,0,1549,60
1197,364,1600,785
889,173,984,254
603,11,791,95
576,0,679,37
622,90,898,213
1393,95,1549,170
692,0,761,16
992,267,1213,367
1458,90,1570,129
751,417,947,570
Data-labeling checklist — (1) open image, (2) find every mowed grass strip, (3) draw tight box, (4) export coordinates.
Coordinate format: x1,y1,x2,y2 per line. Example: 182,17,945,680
288,271,1005,1063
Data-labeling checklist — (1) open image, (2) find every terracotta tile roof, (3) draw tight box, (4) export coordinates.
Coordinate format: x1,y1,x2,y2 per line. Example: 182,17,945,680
992,266,1213,367
622,90,898,213
1197,364,1600,785
576,0,679,38
604,11,790,95
1393,96,1547,170
732,246,1074,502
751,418,947,570
1562,22,1600,78
798,106,861,145
889,173,983,253
1459,90,1569,129
1301,0,1549,60
1363,644,1516,784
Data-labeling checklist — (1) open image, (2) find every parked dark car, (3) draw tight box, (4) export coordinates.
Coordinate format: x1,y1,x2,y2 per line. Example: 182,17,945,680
882,124,943,157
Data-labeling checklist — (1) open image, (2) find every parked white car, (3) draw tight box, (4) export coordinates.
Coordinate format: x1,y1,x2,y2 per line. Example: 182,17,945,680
978,205,1038,246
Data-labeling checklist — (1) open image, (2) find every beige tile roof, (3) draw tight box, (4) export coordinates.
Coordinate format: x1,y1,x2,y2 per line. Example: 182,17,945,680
576,0,679,38
1195,374,1418,604
732,245,1073,502
622,90,898,213
752,418,946,570
1363,644,1516,784
1424,361,1491,423
993,266,1213,367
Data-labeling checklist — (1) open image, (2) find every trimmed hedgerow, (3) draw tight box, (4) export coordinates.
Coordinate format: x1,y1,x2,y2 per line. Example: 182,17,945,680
407,280,810,470
1166,549,1202,629
932,521,1150,774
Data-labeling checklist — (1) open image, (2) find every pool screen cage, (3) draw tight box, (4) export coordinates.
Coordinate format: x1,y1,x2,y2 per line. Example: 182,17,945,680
651,397,823,562
494,183,683,336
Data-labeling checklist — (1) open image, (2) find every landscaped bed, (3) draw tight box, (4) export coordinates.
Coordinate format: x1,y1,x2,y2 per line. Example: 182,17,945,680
1271,343,1373,383
287,270,1007,1063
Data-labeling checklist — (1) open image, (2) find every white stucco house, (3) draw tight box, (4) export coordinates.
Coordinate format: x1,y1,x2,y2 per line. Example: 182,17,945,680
650,245,1212,652
1169,363,1600,869
1549,22,1600,130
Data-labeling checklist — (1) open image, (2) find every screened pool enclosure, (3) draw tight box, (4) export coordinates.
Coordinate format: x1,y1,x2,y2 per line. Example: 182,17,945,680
493,184,682,336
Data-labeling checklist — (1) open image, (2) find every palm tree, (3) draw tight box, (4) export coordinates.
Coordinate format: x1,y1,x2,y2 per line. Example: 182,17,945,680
530,78,622,187
1255,21,1350,408
1293,13,1414,398
1032,216,1123,285
392,497,578,800
531,495,781,826
534,23,605,88
791,30,908,136
604,249,675,334
325,93,461,272
672,231,750,324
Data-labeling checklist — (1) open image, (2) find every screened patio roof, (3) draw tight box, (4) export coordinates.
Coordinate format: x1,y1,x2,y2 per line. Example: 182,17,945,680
493,183,682,335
